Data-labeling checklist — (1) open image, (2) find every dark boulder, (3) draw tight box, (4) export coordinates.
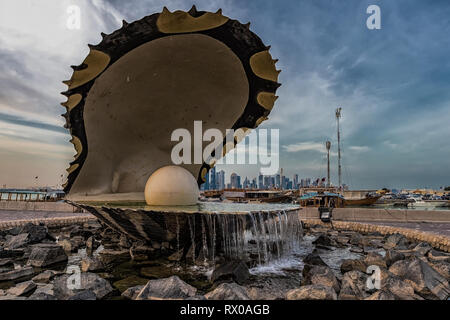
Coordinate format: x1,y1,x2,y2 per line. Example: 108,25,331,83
340,259,367,274
53,272,113,300
385,250,405,267
211,260,250,285
27,244,67,267
286,285,337,300
302,265,340,293
389,257,450,300
19,223,48,243
136,276,197,300
205,282,250,300
338,271,369,300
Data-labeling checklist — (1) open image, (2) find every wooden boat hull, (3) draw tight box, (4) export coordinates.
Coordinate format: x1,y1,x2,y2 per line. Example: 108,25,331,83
344,195,382,206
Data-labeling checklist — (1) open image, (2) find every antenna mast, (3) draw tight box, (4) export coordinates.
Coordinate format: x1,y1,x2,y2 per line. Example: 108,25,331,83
326,141,331,187
336,107,342,190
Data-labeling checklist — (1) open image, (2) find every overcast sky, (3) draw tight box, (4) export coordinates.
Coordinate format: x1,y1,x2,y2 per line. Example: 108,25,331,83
0,0,449,190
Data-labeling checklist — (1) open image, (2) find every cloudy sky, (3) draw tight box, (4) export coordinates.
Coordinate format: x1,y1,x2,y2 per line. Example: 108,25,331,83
0,0,449,190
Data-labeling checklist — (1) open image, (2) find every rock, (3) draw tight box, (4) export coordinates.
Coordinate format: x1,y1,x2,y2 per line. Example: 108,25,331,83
4,233,30,250
313,234,334,247
385,250,405,267
335,236,350,246
364,290,396,300
98,249,130,266
303,251,327,266
86,236,95,256
0,295,27,300
19,223,48,243
413,242,432,256
364,252,387,268
167,249,183,262
429,261,450,279
302,265,340,293
389,257,450,300
205,282,250,300
349,233,367,247
81,257,105,272
121,285,145,300
427,249,450,263
384,233,409,250
368,239,384,248
33,283,55,296
113,275,148,293
119,234,131,248
32,270,59,283
0,258,14,273
286,285,337,300
210,260,250,285
70,236,85,252
7,280,37,296
0,266,34,281
53,272,113,300
27,244,67,267
1,227,21,236
338,271,369,300
340,259,367,274
349,247,364,253
27,292,57,300
136,276,197,300
186,295,207,300
384,275,418,300
0,248,25,259
130,244,154,261
58,239,73,253
67,290,97,300
245,287,279,300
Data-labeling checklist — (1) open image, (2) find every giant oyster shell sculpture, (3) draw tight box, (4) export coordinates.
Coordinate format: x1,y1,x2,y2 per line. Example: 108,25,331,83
61,7,282,253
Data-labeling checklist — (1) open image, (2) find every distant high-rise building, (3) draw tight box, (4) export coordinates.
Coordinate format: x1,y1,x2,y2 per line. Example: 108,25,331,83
294,174,299,189
217,170,225,190
275,174,281,189
251,178,257,189
230,173,241,189
258,173,264,189
210,167,216,190
204,170,210,190
243,177,250,189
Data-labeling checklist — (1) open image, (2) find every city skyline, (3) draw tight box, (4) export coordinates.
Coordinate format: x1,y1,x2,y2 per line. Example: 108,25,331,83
201,168,345,191
1,0,450,190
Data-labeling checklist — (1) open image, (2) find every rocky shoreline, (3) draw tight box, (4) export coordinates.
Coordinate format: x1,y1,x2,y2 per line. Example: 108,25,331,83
0,219,449,300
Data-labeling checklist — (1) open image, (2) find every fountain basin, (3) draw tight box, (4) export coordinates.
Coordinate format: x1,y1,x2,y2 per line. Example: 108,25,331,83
67,201,303,265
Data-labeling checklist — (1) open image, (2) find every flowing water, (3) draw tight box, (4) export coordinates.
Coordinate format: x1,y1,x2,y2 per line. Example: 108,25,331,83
178,209,304,268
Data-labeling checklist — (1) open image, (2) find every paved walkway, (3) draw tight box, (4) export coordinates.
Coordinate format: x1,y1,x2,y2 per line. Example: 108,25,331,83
0,210,93,222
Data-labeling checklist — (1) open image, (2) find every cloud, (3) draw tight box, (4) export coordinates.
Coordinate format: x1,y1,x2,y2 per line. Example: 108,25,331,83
348,146,370,152
1,0,450,189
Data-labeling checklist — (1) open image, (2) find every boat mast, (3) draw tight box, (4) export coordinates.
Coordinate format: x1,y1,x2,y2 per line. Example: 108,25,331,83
336,107,342,190
326,141,331,187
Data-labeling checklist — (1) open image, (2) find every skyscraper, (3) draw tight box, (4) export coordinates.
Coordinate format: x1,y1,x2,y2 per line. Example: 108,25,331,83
258,173,264,189
230,173,241,189
210,166,216,190
216,170,225,190
294,174,299,189
204,170,210,190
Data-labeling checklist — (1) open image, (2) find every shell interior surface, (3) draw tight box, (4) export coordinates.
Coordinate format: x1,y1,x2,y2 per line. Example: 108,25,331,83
61,8,281,203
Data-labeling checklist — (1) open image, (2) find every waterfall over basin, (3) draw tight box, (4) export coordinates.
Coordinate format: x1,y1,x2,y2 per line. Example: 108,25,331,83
68,201,303,266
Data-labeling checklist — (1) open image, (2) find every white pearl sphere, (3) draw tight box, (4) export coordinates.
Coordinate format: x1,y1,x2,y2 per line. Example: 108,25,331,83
144,165,199,206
